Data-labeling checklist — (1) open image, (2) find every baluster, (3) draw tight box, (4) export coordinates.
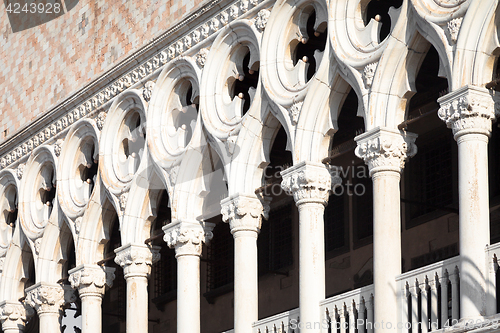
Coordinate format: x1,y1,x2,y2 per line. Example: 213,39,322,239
411,283,420,333
421,280,430,333
358,299,366,333
349,301,356,333
440,273,449,327
430,276,439,331
340,305,347,333
366,295,374,333
451,268,460,321
402,283,410,333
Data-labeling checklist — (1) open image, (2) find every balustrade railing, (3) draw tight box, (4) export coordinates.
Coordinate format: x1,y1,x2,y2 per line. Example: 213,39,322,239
252,308,300,333
396,256,460,333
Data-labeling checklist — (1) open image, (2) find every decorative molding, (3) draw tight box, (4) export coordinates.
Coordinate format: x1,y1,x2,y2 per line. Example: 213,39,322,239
119,192,128,212
280,161,337,205
438,85,498,138
163,220,214,257
0,0,270,171
196,48,209,68
53,139,63,157
25,283,65,315
16,163,24,180
221,193,269,233
95,111,107,131
169,165,180,186
447,16,463,43
68,265,115,297
33,237,42,255
355,127,418,176
114,244,161,278
288,101,303,125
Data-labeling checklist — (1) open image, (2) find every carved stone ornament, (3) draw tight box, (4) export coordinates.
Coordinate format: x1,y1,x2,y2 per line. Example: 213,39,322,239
25,283,65,315
114,244,161,278
119,192,128,211
437,85,499,138
142,81,155,102
68,264,115,297
363,62,377,88
255,9,270,31
355,127,417,176
281,161,338,205
196,48,209,68
53,140,63,157
34,237,42,255
447,17,463,43
96,111,107,130
288,101,303,125
0,301,28,329
163,220,215,257
16,163,24,180
221,193,269,233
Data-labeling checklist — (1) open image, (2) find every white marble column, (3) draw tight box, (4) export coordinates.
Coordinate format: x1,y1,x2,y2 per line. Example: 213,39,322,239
25,282,66,333
438,85,499,318
281,161,339,333
221,193,269,333
355,127,417,333
0,301,30,333
163,220,214,333
114,244,160,333
68,264,115,333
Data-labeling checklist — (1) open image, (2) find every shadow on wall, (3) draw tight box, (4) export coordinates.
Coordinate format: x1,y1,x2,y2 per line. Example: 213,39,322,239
3,0,79,33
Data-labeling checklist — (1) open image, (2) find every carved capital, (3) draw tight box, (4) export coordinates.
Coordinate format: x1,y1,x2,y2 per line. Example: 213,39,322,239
221,193,269,234
25,283,65,315
114,244,161,278
163,220,215,257
280,161,337,205
438,85,499,139
0,301,29,330
355,127,417,176
68,264,115,297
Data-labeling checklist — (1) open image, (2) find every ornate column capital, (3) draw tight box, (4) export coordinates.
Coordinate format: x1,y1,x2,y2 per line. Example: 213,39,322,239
438,85,500,139
114,244,161,279
25,282,65,315
163,220,215,257
0,300,31,330
280,161,341,205
355,127,417,176
68,264,115,298
220,193,269,234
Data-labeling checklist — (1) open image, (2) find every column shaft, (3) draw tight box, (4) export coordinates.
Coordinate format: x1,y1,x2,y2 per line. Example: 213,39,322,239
126,275,149,332
457,133,489,318
373,171,401,328
81,294,103,333
39,312,60,333
177,255,201,333
233,231,258,333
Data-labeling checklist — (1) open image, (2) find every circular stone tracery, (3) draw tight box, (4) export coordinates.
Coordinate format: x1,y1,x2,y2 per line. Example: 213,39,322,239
261,0,328,106
57,120,99,220
100,91,147,194
200,20,261,140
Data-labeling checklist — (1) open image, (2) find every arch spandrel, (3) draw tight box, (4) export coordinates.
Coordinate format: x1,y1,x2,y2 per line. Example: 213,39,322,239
0,169,19,258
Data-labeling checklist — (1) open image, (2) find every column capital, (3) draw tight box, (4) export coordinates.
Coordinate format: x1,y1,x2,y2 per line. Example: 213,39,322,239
114,244,161,278
163,220,215,257
280,161,340,205
0,300,31,331
438,85,500,139
355,127,417,176
25,282,65,315
221,193,269,234
69,264,115,297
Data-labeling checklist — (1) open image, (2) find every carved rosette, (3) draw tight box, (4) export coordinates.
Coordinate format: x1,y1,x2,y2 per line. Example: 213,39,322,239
0,301,28,330
437,85,499,138
163,221,215,257
355,127,417,176
68,265,115,297
114,244,161,278
280,161,336,205
221,194,269,234
25,283,65,315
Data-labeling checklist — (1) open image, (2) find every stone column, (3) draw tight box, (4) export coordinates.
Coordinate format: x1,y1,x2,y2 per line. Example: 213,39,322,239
163,220,215,333
114,244,160,333
438,85,499,318
0,301,30,333
281,161,339,333
221,194,269,333
68,264,115,333
25,282,66,333
355,127,417,333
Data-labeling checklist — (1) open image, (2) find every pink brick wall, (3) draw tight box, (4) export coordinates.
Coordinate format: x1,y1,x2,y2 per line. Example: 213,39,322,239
0,0,204,141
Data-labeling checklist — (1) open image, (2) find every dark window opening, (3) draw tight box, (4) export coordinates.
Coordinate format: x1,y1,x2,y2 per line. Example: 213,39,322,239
206,221,234,293
324,192,347,253
353,164,373,242
259,203,293,275
293,10,327,82
231,51,259,116
262,126,293,189
364,0,403,42
80,143,98,195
